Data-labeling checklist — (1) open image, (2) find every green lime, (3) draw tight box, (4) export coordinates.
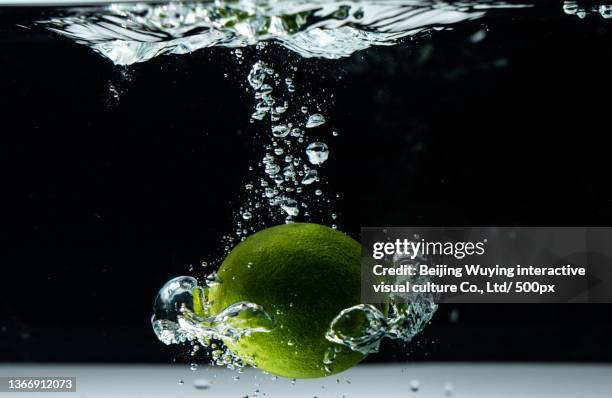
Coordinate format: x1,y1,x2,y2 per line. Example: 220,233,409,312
208,222,364,378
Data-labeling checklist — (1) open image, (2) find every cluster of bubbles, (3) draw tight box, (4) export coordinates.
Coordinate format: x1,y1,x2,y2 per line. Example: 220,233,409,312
228,56,335,243
563,1,612,18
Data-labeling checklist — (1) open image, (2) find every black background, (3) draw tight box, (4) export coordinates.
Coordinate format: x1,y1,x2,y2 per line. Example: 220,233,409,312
1,2,611,364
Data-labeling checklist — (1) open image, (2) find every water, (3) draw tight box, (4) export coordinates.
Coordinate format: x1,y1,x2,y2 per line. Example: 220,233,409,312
325,250,438,356
38,0,532,65
151,276,275,368
29,0,571,376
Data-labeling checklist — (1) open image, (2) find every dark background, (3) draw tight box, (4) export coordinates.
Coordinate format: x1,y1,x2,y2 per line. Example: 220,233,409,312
1,2,611,363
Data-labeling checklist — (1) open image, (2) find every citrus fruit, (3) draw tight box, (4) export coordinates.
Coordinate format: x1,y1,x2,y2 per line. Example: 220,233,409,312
208,222,364,378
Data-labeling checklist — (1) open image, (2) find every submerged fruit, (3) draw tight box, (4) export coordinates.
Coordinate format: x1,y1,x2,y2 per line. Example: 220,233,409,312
208,222,364,378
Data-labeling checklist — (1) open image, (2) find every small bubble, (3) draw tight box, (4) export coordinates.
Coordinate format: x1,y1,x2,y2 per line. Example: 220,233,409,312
469,29,487,43
193,378,211,390
190,363,198,371
178,379,184,385
315,189,323,196
600,5,612,18
265,163,281,176
281,197,300,216
283,165,296,178
305,142,329,165
306,114,326,128
301,169,319,185
449,308,460,323
242,211,252,220
272,124,290,138
410,379,420,392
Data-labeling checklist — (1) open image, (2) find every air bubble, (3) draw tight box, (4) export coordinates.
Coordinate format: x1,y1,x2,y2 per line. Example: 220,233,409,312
301,169,319,185
305,143,329,165
272,124,290,138
306,113,326,128
193,379,211,390
281,197,300,216
264,163,281,176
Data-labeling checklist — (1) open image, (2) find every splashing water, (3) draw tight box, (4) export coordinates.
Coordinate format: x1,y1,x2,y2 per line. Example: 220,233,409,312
39,0,532,66
325,250,438,360
151,276,276,368
325,304,388,355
